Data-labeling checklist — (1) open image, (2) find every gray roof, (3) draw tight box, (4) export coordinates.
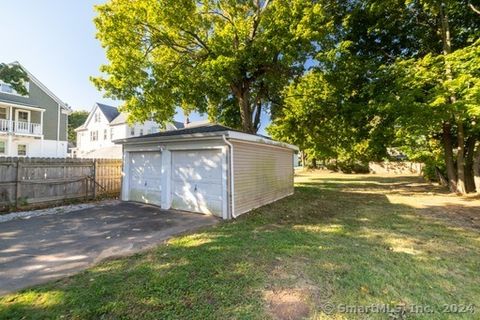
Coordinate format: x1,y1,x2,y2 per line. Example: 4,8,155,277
110,112,127,125
123,123,235,141
172,121,185,129
97,103,120,122
115,123,299,151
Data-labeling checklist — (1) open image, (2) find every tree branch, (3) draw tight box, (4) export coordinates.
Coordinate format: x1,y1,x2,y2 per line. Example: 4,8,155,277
181,29,213,55
469,3,480,15
249,0,271,41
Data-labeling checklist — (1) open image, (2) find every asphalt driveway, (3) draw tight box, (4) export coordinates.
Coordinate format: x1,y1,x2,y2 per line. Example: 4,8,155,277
0,202,219,295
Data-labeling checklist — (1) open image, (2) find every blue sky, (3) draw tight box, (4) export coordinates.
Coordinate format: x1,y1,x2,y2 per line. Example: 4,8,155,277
0,1,270,133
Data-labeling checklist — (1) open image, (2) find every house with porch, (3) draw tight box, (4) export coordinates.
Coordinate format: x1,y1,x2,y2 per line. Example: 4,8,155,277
0,63,70,157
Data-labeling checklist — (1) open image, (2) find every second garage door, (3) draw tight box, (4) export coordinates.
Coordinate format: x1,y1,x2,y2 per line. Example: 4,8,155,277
128,151,163,206
171,150,223,217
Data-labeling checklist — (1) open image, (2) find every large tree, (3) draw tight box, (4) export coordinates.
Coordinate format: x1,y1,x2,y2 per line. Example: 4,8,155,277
270,0,480,193
92,0,326,133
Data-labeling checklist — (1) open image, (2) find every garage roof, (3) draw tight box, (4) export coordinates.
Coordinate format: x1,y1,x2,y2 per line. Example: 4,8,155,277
115,123,298,151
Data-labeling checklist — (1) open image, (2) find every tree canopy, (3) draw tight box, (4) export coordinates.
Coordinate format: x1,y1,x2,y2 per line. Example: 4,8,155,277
269,0,480,193
92,0,328,133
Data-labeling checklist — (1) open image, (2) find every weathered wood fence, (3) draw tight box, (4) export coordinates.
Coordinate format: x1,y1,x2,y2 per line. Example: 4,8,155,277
0,158,122,210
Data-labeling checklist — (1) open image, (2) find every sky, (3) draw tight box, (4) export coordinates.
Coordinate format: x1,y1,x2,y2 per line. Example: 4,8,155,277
0,1,269,133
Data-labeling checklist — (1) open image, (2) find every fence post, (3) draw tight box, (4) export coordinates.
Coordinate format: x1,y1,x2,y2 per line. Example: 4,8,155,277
85,176,89,200
93,159,97,199
15,158,21,208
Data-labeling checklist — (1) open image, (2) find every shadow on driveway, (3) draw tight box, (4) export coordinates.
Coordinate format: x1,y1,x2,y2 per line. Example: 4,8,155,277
0,202,219,295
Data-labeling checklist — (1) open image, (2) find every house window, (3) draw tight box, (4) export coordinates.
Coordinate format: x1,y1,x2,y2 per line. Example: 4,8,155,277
0,81,29,96
110,128,114,140
16,110,30,123
90,131,98,141
0,83,13,94
17,144,26,156
130,127,135,136
139,129,144,136
0,107,7,120
104,129,108,140
0,141,5,154
95,113,101,123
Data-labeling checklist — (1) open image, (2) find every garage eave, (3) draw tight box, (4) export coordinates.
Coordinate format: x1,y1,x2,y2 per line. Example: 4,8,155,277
115,129,298,151
114,131,228,145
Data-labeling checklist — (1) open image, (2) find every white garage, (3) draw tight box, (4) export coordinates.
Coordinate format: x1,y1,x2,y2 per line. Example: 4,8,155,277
116,124,297,219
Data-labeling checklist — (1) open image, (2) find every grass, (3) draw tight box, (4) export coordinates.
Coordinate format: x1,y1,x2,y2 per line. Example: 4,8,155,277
0,171,479,319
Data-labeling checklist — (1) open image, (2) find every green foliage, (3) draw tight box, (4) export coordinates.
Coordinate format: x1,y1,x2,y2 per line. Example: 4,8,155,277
270,0,480,182
92,0,327,133
0,63,29,96
68,111,89,144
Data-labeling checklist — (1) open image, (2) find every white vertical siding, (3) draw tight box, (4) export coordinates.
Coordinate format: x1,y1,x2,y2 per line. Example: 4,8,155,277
232,141,294,216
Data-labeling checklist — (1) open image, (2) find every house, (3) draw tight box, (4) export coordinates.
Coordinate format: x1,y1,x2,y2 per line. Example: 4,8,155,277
0,63,70,157
73,103,184,159
115,123,298,219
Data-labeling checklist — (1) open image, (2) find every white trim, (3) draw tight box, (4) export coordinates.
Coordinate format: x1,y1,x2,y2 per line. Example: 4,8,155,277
65,113,68,141
117,129,298,151
56,103,60,157
222,135,236,219
40,111,44,136
161,149,171,209
227,131,298,151
0,101,45,112
79,103,100,130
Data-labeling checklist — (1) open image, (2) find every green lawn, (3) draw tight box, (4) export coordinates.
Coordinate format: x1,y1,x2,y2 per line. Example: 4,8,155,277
1,171,479,319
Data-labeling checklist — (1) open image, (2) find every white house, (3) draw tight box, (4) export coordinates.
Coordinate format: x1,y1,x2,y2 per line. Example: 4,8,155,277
73,103,184,159
115,123,298,219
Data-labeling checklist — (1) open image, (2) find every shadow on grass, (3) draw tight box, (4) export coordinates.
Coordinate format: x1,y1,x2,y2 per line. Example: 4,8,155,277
1,176,479,319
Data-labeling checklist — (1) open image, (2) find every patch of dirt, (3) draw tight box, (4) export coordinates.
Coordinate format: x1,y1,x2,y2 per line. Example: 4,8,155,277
264,288,311,320
419,204,480,231
264,259,335,319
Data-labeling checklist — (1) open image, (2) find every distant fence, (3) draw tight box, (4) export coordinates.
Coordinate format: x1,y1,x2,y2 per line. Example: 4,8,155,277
369,161,423,175
0,158,122,211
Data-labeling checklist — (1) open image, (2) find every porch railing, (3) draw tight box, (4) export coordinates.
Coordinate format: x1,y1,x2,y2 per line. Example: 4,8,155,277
0,119,42,135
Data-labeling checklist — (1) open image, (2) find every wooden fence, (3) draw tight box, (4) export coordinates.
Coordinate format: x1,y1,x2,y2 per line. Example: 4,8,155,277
0,158,122,211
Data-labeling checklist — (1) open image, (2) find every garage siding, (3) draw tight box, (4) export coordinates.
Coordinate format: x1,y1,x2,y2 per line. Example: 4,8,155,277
232,141,294,216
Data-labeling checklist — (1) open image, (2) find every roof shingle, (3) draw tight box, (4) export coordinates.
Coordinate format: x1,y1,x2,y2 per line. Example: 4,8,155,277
97,103,120,122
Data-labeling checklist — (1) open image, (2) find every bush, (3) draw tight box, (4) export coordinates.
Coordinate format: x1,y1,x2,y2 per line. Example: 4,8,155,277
422,161,445,182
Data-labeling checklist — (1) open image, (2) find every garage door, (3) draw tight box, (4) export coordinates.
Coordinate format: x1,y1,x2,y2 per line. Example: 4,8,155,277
128,152,162,206
171,150,223,217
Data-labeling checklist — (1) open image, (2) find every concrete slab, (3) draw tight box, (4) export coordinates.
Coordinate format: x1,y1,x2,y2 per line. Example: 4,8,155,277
0,202,219,295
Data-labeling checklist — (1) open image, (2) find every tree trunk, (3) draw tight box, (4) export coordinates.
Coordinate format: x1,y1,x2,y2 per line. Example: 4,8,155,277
311,158,317,169
439,3,466,194
442,122,457,192
474,142,480,194
464,137,476,193
456,120,467,194
232,84,256,134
